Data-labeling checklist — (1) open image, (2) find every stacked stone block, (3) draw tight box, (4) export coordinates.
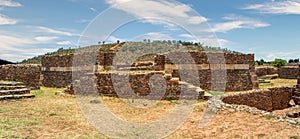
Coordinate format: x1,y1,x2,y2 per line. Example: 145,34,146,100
222,87,294,111
42,54,73,88
278,66,299,79
0,64,41,89
255,66,278,77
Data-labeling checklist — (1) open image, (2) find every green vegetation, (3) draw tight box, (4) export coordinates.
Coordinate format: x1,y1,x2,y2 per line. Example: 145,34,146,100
19,47,75,64
270,58,287,67
256,59,266,66
288,58,299,63
166,95,173,100
206,90,224,96
133,85,139,89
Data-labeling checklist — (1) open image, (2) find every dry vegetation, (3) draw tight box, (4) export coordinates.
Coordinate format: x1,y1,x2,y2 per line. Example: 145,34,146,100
0,86,299,138
259,78,297,89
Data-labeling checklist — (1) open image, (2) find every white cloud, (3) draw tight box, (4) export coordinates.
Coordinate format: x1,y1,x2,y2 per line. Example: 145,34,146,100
77,19,91,23
0,0,22,7
105,0,207,25
35,26,80,36
34,36,58,42
0,35,58,62
210,15,270,33
140,32,172,40
89,7,98,13
179,33,230,46
257,51,298,61
0,14,18,25
57,41,74,45
243,0,300,15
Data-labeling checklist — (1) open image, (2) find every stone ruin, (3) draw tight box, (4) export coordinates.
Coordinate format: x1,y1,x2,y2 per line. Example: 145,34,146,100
37,48,259,100
0,81,35,100
222,65,300,120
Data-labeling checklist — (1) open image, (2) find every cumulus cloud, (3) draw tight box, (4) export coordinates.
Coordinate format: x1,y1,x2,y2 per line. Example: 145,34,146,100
105,0,207,26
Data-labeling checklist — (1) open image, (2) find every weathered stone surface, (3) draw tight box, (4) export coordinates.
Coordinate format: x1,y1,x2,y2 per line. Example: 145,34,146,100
222,87,294,112
255,66,278,77
278,66,299,79
0,64,41,89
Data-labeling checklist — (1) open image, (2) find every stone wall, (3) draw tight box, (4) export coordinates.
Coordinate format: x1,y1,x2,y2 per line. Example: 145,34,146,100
165,52,256,91
94,72,182,99
255,66,278,77
222,87,294,111
41,54,74,88
42,52,256,91
278,66,299,79
0,64,41,89
97,52,165,71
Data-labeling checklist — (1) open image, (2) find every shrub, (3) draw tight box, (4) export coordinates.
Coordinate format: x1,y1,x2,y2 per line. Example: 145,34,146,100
270,59,286,67
166,95,173,100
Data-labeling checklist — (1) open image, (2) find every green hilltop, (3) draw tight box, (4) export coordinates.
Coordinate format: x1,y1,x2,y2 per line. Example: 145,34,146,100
19,41,241,64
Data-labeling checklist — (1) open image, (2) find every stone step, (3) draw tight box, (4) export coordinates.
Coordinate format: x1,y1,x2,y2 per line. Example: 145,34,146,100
0,81,24,86
0,88,30,96
0,94,35,100
0,86,28,90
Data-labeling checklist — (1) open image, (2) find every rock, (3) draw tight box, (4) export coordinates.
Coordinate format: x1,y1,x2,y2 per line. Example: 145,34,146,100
90,99,101,104
289,99,296,106
55,91,65,96
286,111,299,118
287,119,297,125
278,118,285,122
290,136,299,139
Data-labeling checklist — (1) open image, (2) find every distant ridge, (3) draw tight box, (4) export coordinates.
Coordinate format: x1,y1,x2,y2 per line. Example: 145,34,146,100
0,59,15,65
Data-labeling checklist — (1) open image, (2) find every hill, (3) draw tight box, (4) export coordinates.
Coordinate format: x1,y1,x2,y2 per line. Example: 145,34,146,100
19,41,241,64
0,59,15,65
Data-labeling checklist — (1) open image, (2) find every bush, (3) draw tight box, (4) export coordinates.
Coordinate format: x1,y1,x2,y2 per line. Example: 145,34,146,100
270,59,286,67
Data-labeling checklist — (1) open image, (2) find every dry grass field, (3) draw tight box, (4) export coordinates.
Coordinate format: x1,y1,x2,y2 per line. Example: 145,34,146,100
259,78,297,89
0,79,299,138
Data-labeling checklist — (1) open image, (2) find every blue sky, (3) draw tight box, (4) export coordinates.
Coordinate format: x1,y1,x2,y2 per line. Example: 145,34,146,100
0,0,300,62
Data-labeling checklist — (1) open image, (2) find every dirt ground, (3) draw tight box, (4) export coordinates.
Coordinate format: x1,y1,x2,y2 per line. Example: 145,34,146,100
0,86,299,139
